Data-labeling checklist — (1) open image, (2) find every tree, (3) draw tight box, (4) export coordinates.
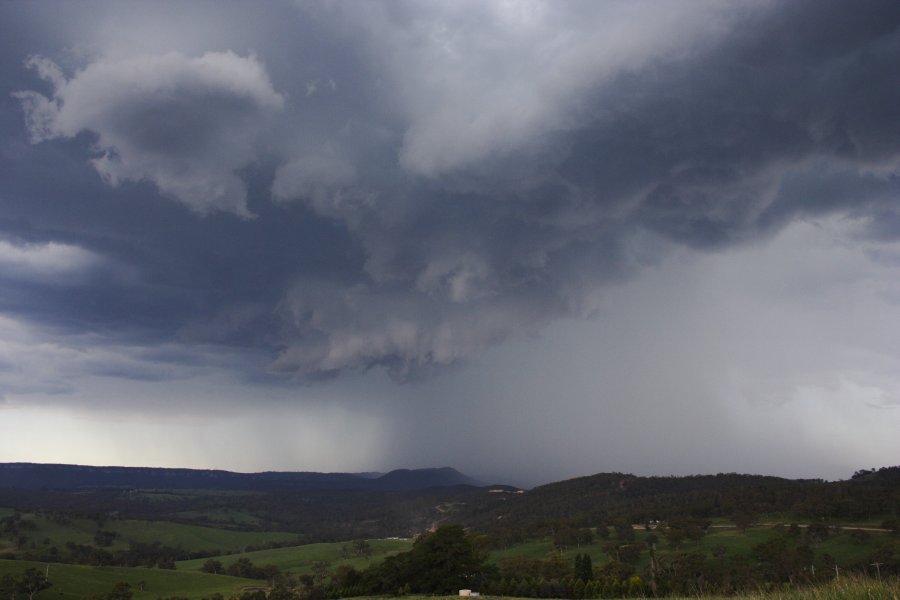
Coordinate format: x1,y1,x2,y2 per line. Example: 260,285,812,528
733,511,756,532
366,524,493,594
596,560,633,581
617,543,644,564
411,525,491,593
0,574,17,600
542,551,572,580
311,560,329,585
574,553,593,581
353,539,372,558
613,520,635,542
201,559,224,574
665,526,686,548
268,584,301,600
16,568,51,600
227,557,256,578
93,530,117,547
105,581,133,600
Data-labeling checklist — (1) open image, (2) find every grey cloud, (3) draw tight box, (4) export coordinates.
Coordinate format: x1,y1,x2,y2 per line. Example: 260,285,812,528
271,281,564,380
15,51,284,216
3,0,900,384
2,1,900,483
0,237,107,283
332,0,754,177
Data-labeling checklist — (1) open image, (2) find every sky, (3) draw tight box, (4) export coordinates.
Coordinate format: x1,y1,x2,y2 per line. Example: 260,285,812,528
0,0,898,488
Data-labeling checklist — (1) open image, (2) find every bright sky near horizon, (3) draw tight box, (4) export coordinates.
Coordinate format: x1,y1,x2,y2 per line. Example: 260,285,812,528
0,0,898,487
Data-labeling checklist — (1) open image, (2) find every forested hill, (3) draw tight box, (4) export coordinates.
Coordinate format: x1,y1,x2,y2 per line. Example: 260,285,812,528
462,467,900,539
0,463,484,492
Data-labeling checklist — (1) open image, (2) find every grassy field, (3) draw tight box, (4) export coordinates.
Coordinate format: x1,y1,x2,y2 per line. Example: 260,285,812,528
488,527,781,565
110,519,298,553
488,524,891,576
0,558,263,599
177,538,413,574
0,510,299,555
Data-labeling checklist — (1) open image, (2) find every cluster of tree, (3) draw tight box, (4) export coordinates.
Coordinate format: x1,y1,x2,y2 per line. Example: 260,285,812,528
353,524,494,595
90,581,135,600
202,557,282,582
339,539,372,559
0,514,37,537
0,513,38,551
471,468,900,540
93,529,118,547
0,568,51,600
55,540,182,568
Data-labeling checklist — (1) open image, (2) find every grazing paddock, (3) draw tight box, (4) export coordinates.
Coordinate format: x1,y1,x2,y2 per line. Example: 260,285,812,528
0,558,261,599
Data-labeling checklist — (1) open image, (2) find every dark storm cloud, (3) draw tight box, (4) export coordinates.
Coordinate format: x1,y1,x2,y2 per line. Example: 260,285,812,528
2,0,899,385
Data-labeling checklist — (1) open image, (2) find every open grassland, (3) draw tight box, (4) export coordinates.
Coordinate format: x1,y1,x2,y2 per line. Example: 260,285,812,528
110,519,298,553
490,539,558,562
0,558,262,599
489,526,782,566
489,524,892,576
177,538,413,574
0,510,299,554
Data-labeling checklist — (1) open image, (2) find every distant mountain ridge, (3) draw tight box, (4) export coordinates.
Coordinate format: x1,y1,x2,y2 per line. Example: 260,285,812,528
0,463,485,492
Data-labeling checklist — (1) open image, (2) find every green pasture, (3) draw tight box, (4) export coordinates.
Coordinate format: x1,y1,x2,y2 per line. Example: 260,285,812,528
1,514,99,548
0,558,262,600
488,526,779,566
813,530,892,565
489,539,557,563
658,525,778,555
177,538,413,574
0,510,298,554
489,524,891,576
111,519,297,553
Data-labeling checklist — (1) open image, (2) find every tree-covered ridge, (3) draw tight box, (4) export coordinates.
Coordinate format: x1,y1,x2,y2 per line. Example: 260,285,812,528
469,468,900,544
0,464,479,493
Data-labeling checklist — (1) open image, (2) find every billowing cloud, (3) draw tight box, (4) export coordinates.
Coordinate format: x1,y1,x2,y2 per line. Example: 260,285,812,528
339,1,748,177
1,0,899,480
10,0,900,381
15,51,284,216
271,281,565,379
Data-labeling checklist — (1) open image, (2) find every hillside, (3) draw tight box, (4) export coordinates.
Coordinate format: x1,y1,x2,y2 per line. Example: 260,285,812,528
0,463,484,493
0,465,897,598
